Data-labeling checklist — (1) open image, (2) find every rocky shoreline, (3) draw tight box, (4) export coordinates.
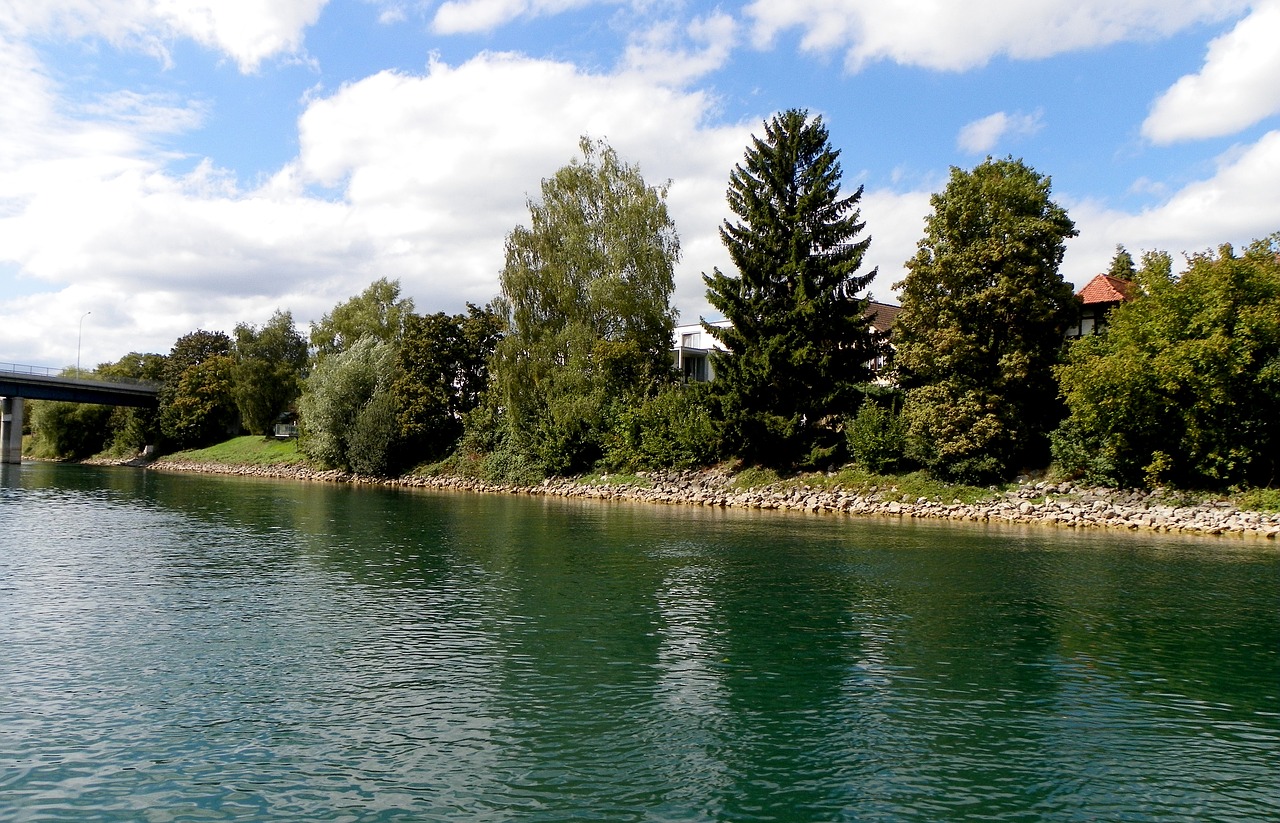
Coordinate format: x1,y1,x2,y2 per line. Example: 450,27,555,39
144,459,1280,540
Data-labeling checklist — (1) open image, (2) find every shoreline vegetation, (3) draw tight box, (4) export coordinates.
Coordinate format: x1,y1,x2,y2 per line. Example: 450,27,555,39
83,437,1280,540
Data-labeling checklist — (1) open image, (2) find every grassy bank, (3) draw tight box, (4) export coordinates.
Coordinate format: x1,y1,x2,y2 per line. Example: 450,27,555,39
165,436,314,468
152,435,1280,514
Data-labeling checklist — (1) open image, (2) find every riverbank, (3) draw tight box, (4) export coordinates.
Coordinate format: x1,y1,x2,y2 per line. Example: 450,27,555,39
142,457,1280,540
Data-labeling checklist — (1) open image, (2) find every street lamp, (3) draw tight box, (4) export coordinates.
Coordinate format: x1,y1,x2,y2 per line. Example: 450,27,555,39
77,311,91,377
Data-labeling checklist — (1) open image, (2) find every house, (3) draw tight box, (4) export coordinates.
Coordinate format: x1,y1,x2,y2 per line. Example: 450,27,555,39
670,301,903,383
671,320,730,383
1067,274,1136,338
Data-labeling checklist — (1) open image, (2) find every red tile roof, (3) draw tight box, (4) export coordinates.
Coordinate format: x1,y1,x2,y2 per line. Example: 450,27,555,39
1077,274,1136,305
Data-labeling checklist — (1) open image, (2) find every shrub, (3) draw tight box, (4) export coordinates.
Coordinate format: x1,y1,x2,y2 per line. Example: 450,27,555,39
846,399,906,474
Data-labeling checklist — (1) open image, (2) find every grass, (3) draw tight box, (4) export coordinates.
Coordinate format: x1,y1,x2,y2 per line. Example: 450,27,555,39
577,471,654,488
166,435,313,467
1232,487,1280,512
730,464,1000,505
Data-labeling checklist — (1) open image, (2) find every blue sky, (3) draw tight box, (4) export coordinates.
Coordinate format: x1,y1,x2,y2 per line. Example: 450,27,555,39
2,0,1278,367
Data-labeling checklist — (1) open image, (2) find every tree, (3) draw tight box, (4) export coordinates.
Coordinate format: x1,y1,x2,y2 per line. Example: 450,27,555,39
233,310,309,436
390,304,503,466
703,109,879,468
27,399,113,459
98,352,167,454
1107,245,1136,280
489,137,680,475
159,330,240,449
310,277,415,360
297,336,398,474
894,157,1078,484
1053,237,1280,488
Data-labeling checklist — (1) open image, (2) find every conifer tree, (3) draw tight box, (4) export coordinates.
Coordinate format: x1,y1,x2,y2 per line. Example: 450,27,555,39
703,109,878,468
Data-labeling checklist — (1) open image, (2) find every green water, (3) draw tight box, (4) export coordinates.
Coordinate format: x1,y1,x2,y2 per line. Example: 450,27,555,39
1,462,1277,821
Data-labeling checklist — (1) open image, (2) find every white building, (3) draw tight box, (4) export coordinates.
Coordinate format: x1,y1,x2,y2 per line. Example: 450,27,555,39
671,302,902,383
671,320,730,383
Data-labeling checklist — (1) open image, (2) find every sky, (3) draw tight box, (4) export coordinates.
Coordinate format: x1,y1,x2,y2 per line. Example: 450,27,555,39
2,0,1278,368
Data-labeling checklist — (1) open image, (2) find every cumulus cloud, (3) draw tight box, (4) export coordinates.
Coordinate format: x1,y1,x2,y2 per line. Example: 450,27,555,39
0,50,755,364
957,110,1043,154
1063,130,1280,284
744,0,1248,71
432,0,608,34
620,11,738,85
1143,1,1280,143
0,0,326,71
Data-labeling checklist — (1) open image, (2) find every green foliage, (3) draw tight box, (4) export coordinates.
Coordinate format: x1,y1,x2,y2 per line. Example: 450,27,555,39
1108,245,1137,280
1234,487,1280,512
390,304,502,465
27,400,113,459
603,384,721,471
489,137,680,475
731,466,782,490
846,398,907,474
894,157,1078,484
168,435,311,467
159,330,240,450
232,310,308,435
1053,236,1280,489
704,109,881,469
310,277,415,360
297,336,398,474
97,352,166,455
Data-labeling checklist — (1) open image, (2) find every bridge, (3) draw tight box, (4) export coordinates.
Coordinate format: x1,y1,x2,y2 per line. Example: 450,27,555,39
1,363,161,465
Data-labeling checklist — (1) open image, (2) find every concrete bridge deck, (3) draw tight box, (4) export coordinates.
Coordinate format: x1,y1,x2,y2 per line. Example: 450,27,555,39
1,363,161,464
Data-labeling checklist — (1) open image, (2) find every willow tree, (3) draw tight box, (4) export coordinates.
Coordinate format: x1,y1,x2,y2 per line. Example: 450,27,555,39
490,137,680,475
894,157,1078,484
703,109,879,469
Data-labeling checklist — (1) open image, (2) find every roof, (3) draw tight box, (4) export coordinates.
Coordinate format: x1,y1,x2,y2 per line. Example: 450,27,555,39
1077,274,1136,305
866,301,902,334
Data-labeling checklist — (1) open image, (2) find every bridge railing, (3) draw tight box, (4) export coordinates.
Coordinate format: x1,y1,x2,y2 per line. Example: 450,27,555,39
0,362,161,388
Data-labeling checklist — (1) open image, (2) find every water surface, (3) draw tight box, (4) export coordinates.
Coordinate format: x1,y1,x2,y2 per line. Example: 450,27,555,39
1,463,1277,821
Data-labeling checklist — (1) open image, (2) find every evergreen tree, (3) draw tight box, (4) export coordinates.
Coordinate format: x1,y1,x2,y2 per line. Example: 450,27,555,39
703,109,879,468
1107,245,1136,280
894,157,1078,484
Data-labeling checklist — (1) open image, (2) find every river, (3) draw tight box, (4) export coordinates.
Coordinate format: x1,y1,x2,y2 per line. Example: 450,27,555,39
1,462,1277,821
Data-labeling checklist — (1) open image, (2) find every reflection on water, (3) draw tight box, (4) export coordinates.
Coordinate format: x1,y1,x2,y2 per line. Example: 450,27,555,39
1,462,1278,821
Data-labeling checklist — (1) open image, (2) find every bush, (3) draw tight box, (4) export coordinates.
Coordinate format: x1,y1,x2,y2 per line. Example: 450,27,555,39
846,399,906,474
27,400,113,459
603,384,721,471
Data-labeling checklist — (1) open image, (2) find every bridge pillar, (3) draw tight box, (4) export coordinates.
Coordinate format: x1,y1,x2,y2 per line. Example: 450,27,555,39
1,396,23,465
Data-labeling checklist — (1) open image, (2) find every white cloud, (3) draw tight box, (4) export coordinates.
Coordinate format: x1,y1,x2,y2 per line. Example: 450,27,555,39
957,110,1043,154
0,50,756,364
1143,1,1280,143
744,0,1248,71
432,0,608,34
0,0,326,71
1063,130,1280,285
620,11,738,85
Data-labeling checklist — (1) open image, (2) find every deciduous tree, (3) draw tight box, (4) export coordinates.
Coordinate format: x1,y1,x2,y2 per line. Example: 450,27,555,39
703,109,879,469
1053,236,1280,488
490,137,680,475
894,157,1078,484
159,330,239,449
310,277,415,361
391,303,502,465
233,310,308,436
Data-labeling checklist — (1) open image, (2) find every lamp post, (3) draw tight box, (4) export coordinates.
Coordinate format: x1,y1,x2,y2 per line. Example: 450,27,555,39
77,311,91,378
